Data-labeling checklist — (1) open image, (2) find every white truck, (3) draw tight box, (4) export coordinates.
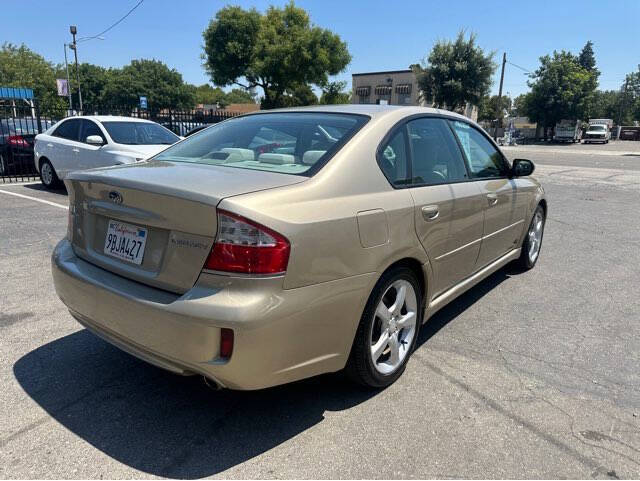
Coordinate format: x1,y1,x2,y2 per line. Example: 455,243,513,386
554,119,582,143
584,119,613,144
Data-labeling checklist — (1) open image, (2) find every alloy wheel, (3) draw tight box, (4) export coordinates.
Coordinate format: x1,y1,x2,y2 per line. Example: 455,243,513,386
528,210,544,263
41,162,53,186
370,279,418,375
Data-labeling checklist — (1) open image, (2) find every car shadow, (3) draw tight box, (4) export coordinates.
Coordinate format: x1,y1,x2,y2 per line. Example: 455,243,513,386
13,265,518,478
23,183,67,196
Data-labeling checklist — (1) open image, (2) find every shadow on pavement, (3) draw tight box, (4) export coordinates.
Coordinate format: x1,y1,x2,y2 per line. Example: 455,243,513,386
13,265,518,478
23,183,67,196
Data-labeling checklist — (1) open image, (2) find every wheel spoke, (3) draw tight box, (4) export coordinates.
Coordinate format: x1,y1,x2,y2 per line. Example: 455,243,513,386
390,284,406,315
396,311,416,330
388,333,400,365
375,302,392,324
371,331,390,361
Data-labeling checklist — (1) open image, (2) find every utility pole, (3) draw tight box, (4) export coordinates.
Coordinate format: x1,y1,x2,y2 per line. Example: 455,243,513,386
494,52,506,141
63,44,73,112
617,78,629,136
69,25,83,112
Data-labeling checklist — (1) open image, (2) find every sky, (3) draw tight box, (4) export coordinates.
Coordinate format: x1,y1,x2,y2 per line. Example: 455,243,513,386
3,0,639,98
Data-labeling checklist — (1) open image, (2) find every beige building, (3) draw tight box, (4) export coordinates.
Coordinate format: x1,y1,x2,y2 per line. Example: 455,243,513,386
352,69,424,106
351,69,478,121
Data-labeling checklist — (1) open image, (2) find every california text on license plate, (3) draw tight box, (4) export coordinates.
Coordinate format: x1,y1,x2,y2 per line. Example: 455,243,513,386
104,220,148,265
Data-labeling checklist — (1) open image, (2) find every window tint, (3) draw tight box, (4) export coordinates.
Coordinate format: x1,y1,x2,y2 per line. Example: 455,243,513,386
378,129,409,186
407,118,469,185
80,120,105,143
450,121,507,178
102,122,179,145
154,113,368,176
52,119,81,141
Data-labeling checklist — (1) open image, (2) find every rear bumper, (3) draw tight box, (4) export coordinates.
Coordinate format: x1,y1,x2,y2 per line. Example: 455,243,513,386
52,239,374,389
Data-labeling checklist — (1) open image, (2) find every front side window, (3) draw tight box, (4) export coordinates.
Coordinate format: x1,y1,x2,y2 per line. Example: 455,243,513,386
52,119,81,141
407,118,469,185
154,113,368,176
102,122,179,145
80,120,105,143
450,120,508,178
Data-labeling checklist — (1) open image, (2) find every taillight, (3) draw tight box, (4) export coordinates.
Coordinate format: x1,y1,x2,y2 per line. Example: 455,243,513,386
204,210,290,274
8,135,28,147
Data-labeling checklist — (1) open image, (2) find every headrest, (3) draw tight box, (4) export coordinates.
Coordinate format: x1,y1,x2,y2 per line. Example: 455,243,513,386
302,150,326,165
258,153,295,164
220,148,255,162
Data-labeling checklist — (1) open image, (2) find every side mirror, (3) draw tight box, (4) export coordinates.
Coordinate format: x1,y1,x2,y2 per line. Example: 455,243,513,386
511,158,535,177
86,135,105,146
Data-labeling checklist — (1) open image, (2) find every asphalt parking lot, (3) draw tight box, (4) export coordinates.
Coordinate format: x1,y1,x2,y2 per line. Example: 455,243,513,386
1,142,639,479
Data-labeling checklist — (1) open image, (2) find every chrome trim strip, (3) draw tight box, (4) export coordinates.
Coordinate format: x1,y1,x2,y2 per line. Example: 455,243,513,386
424,248,521,322
434,237,482,261
482,219,524,241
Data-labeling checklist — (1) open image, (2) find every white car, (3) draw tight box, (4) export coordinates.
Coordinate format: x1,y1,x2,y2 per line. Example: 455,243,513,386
583,124,611,144
34,116,180,189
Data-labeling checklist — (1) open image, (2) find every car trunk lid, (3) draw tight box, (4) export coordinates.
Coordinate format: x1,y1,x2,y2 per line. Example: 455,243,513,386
65,161,305,293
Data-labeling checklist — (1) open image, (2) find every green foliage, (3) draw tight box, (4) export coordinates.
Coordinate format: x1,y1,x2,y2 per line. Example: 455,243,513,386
319,81,350,105
224,88,256,104
413,31,496,111
477,94,512,122
578,41,598,74
191,84,227,106
202,1,350,109
522,50,598,126
280,83,318,107
100,59,195,109
0,43,65,113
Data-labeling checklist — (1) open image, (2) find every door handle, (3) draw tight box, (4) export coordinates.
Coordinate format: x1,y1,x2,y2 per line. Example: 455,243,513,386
487,193,498,206
47,143,53,147
421,205,439,221
72,148,80,153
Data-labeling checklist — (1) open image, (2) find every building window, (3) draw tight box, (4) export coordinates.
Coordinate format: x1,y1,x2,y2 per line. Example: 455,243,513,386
375,85,392,104
355,86,371,104
395,84,412,105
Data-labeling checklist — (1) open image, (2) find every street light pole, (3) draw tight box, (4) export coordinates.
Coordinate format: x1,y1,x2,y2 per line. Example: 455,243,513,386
69,25,83,112
63,43,73,112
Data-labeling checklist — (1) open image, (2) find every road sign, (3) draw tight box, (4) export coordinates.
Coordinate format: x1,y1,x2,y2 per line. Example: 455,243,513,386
139,96,147,109
56,79,69,97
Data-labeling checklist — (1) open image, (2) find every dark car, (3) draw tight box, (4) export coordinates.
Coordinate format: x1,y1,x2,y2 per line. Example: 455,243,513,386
0,118,53,177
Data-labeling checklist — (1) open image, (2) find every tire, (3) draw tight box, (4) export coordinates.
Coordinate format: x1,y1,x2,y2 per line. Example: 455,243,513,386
346,266,422,388
605,139,609,144
0,154,6,176
515,204,545,271
39,158,62,189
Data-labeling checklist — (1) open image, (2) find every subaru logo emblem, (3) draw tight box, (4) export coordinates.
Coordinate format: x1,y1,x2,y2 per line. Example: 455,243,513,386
108,191,123,204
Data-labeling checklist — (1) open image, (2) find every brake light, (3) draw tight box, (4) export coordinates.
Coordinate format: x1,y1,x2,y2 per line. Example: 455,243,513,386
8,135,28,147
204,210,290,274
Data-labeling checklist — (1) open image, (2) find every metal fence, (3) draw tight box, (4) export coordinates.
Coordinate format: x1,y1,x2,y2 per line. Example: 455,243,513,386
0,99,241,183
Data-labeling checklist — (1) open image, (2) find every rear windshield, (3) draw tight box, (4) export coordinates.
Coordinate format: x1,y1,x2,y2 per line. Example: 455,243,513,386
153,112,368,176
102,121,179,145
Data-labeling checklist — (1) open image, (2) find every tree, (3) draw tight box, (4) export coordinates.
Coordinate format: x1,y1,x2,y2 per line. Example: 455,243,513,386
190,84,228,106
0,43,65,112
202,2,351,109
280,83,318,107
578,41,598,74
224,88,256,104
523,50,598,130
319,80,350,104
101,59,195,109
413,31,496,111
477,94,511,122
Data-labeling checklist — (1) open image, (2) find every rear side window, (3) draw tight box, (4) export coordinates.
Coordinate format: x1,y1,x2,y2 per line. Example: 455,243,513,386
406,118,469,185
154,113,368,176
53,119,81,141
80,120,105,143
449,121,508,178
378,129,409,186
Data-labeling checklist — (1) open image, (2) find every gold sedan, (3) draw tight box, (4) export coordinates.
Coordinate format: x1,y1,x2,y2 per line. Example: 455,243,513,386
52,105,546,389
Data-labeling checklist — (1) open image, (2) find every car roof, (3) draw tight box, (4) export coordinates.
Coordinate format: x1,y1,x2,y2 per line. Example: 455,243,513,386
254,104,470,121
74,115,154,124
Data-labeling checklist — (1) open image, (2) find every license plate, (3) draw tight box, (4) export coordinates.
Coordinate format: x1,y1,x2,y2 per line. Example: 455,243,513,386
104,220,147,265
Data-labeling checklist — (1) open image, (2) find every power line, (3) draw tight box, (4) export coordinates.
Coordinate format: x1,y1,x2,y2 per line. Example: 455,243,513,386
506,60,532,74
77,0,145,43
